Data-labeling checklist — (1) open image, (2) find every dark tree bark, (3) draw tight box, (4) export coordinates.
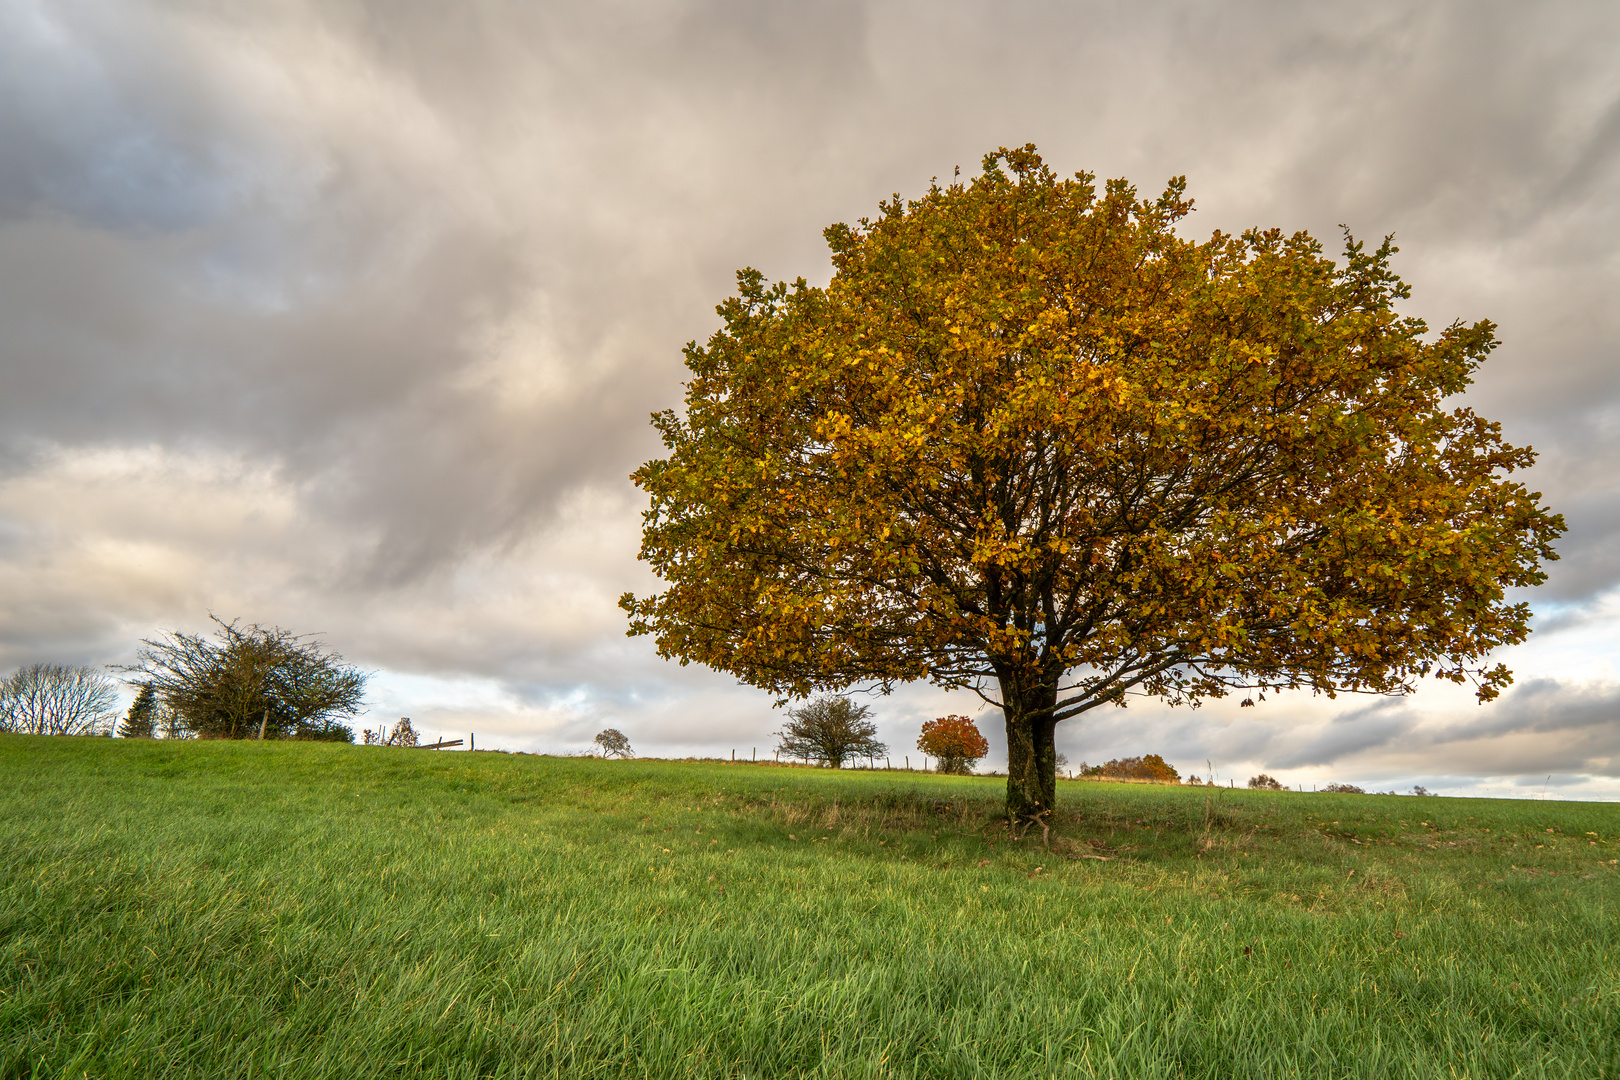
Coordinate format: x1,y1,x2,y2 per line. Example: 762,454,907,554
998,665,1060,821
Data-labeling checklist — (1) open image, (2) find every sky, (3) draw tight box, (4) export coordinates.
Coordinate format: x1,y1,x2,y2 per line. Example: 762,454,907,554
2,0,1618,799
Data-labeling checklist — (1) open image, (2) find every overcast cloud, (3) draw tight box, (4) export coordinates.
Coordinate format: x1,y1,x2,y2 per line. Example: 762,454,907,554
2,0,1618,797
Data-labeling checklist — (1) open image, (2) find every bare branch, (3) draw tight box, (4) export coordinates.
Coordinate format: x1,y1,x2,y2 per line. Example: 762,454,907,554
0,664,120,736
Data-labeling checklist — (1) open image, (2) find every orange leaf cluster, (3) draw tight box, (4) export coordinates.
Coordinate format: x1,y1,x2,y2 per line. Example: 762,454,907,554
917,715,990,775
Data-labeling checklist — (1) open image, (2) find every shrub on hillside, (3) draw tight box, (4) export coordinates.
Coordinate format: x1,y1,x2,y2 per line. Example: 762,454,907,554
917,715,989,775
122,616,366,741
1248,774,1284,790
1080,754,1181,783
295,721,355,742
1320,782,1365,794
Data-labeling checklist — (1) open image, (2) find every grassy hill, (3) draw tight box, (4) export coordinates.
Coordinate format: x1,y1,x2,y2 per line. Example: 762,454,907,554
2,735,1615,1078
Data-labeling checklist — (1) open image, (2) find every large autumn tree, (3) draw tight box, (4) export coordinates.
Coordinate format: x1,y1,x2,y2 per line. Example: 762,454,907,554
622,146,1564,820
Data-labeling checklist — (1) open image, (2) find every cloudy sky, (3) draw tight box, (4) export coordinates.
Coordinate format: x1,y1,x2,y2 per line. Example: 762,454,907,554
3,0,1618,798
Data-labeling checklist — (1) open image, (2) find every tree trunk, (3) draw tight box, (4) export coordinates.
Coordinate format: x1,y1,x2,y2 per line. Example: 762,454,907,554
257,707,268,740
1002,677,1059,822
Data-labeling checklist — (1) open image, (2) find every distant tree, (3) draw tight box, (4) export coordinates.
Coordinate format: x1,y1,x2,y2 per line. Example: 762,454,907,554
383,718,418,747
1083,755,1181,783
1411,785,1435,797
594,729,634,758
0,663,120,736
1320,782,1365,794
1248,774,1284,791
122,617,367,741
775,695,886,768
118,683,158,738
917,715,989,775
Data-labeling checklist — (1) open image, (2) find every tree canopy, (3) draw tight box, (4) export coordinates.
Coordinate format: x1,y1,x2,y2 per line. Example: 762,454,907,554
622,145,1565,819
124,617,367,741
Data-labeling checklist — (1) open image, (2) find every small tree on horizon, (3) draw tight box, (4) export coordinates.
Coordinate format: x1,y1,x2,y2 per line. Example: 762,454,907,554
917,715,989,775
383,718,418,747
118,683,158,738
1248,774,1284,790
775,695,886,768
594,729,634,758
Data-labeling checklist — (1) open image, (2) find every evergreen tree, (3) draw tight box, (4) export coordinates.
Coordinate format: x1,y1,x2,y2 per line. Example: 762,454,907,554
118,683,158,738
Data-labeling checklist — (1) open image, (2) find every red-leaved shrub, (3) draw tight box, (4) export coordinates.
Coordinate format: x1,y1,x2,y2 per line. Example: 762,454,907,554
917,715,989,775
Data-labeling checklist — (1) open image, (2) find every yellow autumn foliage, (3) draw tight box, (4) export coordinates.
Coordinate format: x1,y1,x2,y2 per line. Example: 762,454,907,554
622,145,1564,819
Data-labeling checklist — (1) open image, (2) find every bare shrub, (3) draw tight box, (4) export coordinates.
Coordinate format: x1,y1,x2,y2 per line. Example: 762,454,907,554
1321,782,1365,794
383,718,418,747
157,704,192,739
1248,774,1285,791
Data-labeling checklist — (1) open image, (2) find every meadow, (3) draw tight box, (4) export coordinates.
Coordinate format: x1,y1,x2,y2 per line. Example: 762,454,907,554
1,735,1616,1079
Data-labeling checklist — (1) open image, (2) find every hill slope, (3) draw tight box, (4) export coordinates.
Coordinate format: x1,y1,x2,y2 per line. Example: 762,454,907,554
2,736,1615,1078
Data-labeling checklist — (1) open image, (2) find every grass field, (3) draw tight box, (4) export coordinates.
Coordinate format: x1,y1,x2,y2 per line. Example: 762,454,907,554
2,735,1616,1078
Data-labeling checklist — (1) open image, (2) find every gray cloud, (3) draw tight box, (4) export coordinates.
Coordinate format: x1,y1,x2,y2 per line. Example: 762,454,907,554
2,0,1618,783
1078,678,1620,785
1266,699,1417,770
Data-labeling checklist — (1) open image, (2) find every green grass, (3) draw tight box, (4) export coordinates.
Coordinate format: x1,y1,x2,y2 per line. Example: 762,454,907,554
2,735,1616,1079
